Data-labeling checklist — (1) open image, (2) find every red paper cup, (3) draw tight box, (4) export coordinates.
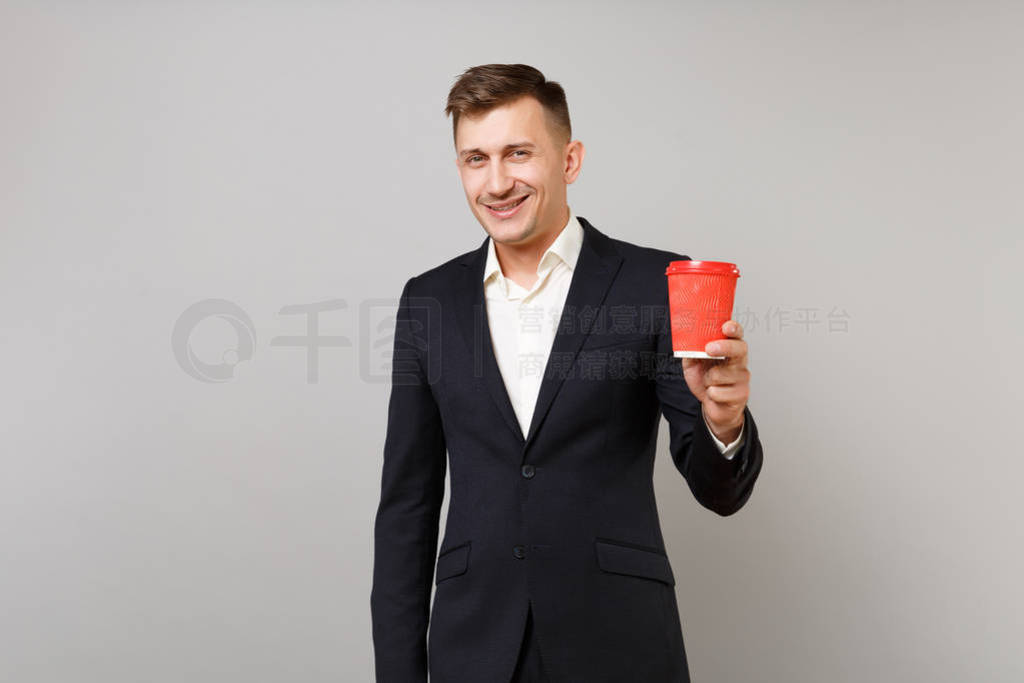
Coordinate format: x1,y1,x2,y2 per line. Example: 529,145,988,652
665,260,741,359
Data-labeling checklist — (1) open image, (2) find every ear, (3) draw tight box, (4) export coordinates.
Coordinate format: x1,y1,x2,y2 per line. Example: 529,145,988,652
564,139,585,184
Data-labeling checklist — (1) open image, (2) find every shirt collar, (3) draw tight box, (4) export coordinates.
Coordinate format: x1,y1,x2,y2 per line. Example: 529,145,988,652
483,207,583,286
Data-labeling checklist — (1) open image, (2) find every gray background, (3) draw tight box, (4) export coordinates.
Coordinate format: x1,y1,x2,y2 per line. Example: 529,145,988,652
2,1,1021,681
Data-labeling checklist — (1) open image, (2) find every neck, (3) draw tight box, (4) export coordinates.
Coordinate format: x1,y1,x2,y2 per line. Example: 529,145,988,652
493,205,569,286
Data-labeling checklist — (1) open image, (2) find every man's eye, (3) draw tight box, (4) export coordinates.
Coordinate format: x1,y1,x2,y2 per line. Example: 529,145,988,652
468,156,482,163
512,150,528,157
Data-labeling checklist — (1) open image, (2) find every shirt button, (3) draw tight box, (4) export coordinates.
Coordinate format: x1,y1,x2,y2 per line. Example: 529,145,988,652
513,545,527,559
521,464,536,478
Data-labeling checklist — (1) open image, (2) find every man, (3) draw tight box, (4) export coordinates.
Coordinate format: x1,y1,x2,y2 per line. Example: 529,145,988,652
371,64,763,683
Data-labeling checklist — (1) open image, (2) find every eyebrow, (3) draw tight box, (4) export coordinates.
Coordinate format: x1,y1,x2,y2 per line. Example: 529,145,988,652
459,141,536,158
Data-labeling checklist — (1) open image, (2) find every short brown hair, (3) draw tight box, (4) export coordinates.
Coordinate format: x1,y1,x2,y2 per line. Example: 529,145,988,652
444,64,572,147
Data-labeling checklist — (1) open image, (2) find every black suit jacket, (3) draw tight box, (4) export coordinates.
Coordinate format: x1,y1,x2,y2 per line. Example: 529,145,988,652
371,216,763,682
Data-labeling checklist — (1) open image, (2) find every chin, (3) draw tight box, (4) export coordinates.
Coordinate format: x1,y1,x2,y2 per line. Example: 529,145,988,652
489,220,535,244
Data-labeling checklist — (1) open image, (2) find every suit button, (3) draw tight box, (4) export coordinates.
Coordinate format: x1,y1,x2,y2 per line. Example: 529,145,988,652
521,464,535,478
513,545,526,559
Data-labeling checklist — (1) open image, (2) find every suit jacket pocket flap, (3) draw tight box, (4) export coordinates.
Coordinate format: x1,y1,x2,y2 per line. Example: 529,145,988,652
435,541,471,584
594,539,675,586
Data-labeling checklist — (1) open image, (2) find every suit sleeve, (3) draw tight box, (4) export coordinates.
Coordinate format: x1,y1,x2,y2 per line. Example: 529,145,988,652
653,278,763,516
370,276,447,682
704,411,746,459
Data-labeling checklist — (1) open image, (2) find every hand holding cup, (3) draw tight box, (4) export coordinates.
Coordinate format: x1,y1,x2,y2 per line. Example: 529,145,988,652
680,319,749,444
664,260,749,444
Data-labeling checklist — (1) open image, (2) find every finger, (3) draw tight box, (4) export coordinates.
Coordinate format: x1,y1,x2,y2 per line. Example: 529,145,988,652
682,356,716,372
722,320,743,338
706,364,750,387
705,339,747,360
705,383,748,407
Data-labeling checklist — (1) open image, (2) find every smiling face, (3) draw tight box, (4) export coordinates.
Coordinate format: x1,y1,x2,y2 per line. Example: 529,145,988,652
454,95,584,249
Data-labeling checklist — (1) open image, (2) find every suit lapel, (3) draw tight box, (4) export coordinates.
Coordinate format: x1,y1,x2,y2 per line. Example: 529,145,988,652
454,215,624,453
524,217,623,449
455,236,526,446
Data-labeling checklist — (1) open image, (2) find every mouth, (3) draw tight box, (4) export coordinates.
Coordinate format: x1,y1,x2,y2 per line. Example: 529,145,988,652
484,195,529,219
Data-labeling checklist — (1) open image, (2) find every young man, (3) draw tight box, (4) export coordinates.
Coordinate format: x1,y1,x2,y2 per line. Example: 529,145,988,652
371,64,763,683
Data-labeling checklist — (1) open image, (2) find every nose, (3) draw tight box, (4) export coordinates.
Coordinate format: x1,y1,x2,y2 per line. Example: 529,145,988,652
485,160,515,200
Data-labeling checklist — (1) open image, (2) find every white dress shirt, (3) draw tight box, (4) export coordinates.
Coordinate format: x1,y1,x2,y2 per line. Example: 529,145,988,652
482,207,746,459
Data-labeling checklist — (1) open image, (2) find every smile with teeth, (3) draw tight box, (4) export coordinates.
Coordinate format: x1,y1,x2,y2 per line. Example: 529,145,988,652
486,195,528,215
